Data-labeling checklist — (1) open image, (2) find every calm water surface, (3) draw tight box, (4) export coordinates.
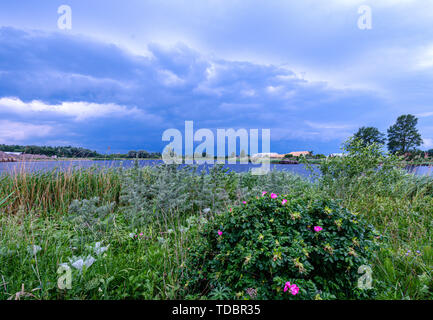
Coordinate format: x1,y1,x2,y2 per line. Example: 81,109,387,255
0,160,431,177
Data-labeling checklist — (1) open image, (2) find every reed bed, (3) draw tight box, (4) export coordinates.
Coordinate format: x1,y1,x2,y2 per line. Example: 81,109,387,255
0,167,121,216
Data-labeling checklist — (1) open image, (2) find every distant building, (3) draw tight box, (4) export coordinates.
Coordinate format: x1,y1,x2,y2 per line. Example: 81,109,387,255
0,151,52,162
329,153,344,157
4,152,22,155
0,151,16,162
251,153,285,159
288,151,311,157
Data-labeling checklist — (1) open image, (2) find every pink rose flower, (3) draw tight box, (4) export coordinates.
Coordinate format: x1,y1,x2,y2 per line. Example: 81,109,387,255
282,199,287,205
217,230,223,236
262,191,267,196
314,226,323,232
284,282,299,295
242,201,247,204
270,193,278,199
290,284,299,295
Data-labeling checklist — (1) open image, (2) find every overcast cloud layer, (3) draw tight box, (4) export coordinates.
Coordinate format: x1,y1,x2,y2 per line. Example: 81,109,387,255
0,0,432,154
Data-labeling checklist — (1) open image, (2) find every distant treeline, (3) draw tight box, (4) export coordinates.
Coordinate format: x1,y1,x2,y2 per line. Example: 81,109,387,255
105,150,162,159
0,145,162,159
0,144,101,158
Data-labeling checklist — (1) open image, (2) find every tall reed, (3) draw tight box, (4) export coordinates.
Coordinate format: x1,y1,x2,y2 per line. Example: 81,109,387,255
0,167,121,215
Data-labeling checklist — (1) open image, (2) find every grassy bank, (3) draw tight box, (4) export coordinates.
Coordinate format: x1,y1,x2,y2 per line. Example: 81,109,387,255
0,145,432,299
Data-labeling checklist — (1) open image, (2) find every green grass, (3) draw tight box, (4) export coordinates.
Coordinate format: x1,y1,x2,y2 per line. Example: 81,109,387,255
0,155,432,300
324,176,433,299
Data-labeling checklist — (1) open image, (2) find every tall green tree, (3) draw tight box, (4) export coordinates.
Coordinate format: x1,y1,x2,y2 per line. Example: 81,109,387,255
353,126,386,146
387,114,422,154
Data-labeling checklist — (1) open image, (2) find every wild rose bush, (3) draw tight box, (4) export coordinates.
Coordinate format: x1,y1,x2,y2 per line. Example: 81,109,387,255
183,193,381,300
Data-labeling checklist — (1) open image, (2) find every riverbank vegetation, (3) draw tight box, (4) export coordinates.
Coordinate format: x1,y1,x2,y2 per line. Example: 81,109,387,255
0,139,432,300
278,114,433,166
0,144,162,160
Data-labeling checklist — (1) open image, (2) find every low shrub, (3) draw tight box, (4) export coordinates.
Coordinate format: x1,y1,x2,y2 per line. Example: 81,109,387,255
183,192,381,299
119,164,237,227
68,197,115,240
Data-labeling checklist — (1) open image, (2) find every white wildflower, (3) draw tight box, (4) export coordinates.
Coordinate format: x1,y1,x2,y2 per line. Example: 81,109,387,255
69,255,96,271
93,242,109,256
86,242,109,256
200,217,208,224
179,226,189,233
28,245,42,255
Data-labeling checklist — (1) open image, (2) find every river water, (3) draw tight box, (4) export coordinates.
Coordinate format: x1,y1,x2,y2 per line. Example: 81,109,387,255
0,160,432,177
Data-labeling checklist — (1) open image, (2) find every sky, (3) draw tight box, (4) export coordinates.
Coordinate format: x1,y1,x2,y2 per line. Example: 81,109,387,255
0,0,433,155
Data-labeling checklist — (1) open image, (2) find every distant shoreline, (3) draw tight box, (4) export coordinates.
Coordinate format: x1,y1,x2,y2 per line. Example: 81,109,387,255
0,157,163,163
